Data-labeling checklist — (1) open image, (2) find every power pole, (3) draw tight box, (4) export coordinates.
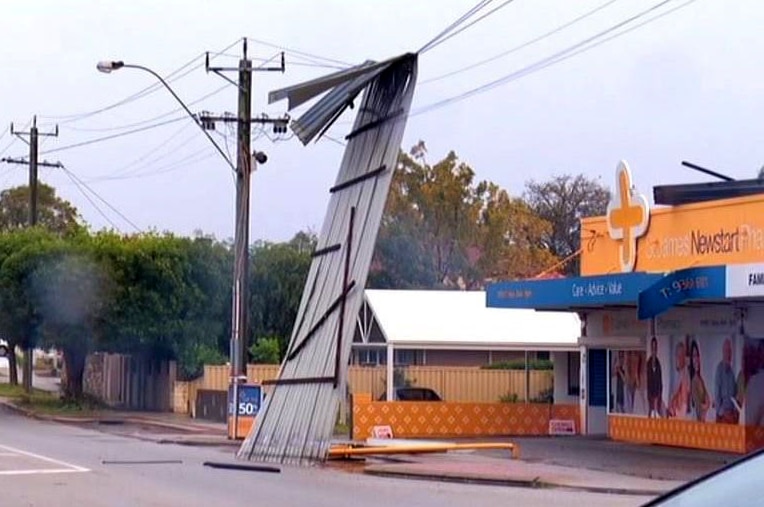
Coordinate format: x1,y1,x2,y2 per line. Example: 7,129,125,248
204,38,285,438
2,116,61,393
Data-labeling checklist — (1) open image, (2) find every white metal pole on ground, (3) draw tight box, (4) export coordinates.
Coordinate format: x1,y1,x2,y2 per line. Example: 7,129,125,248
524,351,530,402
386,344,394,401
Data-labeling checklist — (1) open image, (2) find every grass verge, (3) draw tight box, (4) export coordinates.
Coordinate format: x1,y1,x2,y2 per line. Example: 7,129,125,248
0,382,107,416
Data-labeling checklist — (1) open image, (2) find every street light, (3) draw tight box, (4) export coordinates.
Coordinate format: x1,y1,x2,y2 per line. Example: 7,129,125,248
95,59,234,171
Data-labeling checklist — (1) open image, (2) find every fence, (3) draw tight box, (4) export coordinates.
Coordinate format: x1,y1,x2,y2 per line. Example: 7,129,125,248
82,352,176,411
174,364,554,415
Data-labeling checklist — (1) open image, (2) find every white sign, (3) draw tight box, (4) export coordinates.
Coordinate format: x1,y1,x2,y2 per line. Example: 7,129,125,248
586,310,647,338
656,306,738,335
548,419,576,436
726,263,764,298
371,425,394,439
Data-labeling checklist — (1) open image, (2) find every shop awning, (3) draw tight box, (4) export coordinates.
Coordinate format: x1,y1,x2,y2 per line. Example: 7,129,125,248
637,262,764,320
486,272,662,311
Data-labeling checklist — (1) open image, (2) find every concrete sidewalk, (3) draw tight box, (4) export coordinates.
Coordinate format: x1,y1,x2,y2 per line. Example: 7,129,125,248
363,453,683,496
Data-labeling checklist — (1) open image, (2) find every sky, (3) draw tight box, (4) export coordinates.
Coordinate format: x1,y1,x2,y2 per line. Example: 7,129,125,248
1,0,762,243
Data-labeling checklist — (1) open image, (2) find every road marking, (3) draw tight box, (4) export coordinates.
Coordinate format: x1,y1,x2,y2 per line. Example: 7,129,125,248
0,469,86,476
0,444,89,475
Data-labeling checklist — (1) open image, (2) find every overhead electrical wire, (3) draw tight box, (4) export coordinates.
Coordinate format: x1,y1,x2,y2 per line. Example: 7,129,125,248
40,38,242,124
246,36,353,67
61,165,141,232
40,116,187,155
418,0,494,54
413,0,695,116
422,0,623,84
61,167,125,232
66,83,229,133
89,147,215,183
106,121,196,178
420,0,519,54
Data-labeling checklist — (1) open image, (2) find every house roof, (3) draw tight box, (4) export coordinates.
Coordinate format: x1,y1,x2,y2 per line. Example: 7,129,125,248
364,289,581,351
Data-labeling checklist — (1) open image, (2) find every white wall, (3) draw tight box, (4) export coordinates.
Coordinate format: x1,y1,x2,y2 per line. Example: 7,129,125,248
552,351,578,404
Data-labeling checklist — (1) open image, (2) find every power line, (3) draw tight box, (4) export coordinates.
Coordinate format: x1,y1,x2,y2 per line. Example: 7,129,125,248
89,149,216,183
40,38,242,124
40,116,188,155
61,165,141,232
413,0,693,116
418,0,494,53
421,0,519,54
422,0,623,85
106,121,196,178
66,83,229,133
61,167,122,231
246,37,352,67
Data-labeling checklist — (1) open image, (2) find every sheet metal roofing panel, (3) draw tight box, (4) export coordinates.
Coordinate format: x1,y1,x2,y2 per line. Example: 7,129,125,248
238,54,418,466
365,290,581,349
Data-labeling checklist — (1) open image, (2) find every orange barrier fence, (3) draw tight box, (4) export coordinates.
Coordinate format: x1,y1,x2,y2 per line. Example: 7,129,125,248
608,415,759,454
351,393,579,440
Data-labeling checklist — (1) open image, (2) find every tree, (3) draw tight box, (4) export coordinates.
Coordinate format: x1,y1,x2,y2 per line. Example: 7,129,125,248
523,174,610,276
29,238,110,399
371,144,482,288
0,184,82,235
0,228,59,385
249,231,316,358
94,232,232,381
475,183,558,280
371,143,559,288
249,337,281,364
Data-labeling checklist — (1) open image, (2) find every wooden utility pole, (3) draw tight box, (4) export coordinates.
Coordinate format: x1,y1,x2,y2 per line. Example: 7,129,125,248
2,116,61,393
203,39,285,438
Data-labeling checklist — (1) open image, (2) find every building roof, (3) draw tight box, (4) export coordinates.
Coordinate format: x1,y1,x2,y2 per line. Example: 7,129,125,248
364,289,581,351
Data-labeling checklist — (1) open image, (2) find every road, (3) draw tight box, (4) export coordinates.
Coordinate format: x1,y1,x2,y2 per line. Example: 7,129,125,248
0,407,653,507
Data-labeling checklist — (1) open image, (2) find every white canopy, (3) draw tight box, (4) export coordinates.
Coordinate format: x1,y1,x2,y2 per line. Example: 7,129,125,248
364,289,581,351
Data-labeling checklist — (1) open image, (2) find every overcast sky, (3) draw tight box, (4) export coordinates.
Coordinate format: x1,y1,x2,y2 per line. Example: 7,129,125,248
1,0,761,242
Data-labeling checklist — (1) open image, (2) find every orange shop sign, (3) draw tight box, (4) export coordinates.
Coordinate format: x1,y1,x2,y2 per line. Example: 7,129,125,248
582,168,764,276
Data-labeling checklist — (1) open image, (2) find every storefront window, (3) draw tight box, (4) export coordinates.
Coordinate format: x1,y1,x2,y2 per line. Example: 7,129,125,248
568,352,580,396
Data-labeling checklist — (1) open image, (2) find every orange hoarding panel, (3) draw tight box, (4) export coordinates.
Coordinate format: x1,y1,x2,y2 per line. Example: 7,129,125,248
582,194,764,276
608,415,747,453
352,396,579,440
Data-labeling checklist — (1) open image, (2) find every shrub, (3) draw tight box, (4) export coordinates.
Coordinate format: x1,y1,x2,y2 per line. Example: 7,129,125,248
482,359,553,370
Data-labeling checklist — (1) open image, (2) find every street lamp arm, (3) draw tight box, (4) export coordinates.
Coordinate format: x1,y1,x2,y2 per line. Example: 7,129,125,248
97,61,236,172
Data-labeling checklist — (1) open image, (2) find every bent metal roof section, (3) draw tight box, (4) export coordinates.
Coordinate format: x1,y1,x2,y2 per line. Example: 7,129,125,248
238,54,418,466
365,290,581,350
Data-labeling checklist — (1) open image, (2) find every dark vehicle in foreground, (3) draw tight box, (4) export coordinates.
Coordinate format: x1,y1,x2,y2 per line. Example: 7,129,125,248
643,448,764,506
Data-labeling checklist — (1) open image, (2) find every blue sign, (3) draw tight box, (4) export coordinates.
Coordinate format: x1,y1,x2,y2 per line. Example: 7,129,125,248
228,384,263,417
637,265,726,320
486,272,661,310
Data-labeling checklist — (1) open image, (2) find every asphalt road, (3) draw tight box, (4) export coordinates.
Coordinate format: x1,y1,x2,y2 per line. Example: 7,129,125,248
0,407,654,507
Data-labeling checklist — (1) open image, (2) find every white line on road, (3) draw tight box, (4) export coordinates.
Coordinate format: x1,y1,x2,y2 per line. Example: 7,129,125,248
0,469,86,476
0,444,89,473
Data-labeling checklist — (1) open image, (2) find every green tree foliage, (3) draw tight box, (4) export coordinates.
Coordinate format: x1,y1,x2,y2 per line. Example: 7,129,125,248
0,184,82,235
370,142,559,288
249,337,281,364
0,228,60,385
523,174,610,276
249,231,316,358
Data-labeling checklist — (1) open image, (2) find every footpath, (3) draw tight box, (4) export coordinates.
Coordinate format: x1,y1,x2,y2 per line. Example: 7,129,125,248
0,398,737,497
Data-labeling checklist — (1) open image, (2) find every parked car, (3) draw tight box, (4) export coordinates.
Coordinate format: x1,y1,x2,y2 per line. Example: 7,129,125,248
643,448,764,506
378,387,442,401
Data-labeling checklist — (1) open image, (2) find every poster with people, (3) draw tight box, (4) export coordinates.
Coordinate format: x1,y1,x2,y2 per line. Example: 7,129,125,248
609,349,649,416
611,334,750,425
742,337,764,426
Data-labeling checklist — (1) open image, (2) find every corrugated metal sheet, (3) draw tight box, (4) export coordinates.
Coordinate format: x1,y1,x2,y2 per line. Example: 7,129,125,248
237,54,418,465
